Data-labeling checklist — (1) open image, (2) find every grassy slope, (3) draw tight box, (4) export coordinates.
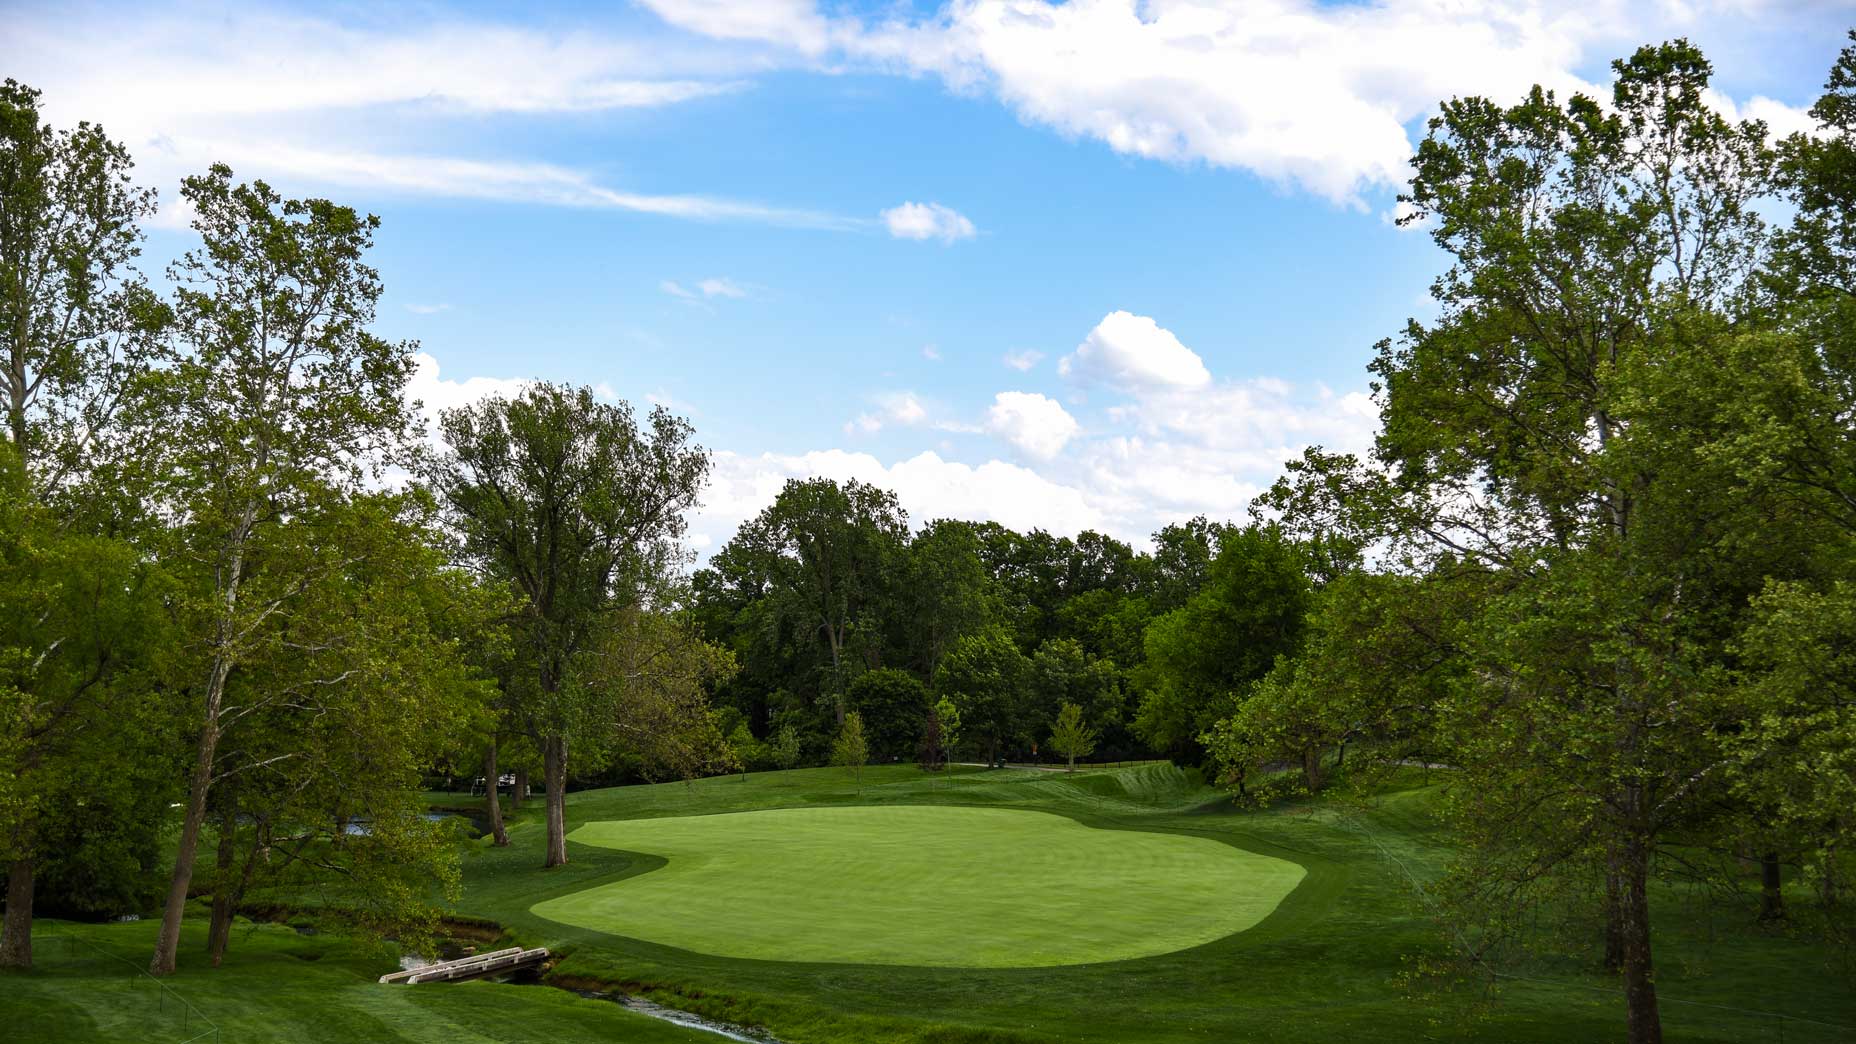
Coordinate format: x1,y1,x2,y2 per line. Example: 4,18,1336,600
535,804,1304,966
455,764,1856,1044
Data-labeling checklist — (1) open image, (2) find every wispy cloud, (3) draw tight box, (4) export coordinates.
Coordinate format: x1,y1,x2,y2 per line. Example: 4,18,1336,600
882,201,977,243
405,302,452,315
1002,348,1044,372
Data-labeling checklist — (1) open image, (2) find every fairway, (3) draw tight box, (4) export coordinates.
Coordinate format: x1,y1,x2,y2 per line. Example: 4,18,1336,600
530,804,1304,967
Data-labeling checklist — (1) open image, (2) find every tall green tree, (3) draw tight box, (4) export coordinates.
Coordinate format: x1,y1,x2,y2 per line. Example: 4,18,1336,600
433,382,707,867
0,79,164,513
932,629,1029,765
0,445,174,967
194,494,496,965
0,82,173,969
845,667,931,761
1268,41,1776,1043
1135,525,1311,769
721,478,907,724
138,165,420,977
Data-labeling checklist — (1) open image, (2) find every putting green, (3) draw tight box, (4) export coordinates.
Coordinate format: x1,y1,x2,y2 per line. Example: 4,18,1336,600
530,805,1304,967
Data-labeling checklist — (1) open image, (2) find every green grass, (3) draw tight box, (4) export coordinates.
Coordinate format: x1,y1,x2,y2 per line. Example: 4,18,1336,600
7,917,714,1042
533,805,1303,966
11,763,1855,1043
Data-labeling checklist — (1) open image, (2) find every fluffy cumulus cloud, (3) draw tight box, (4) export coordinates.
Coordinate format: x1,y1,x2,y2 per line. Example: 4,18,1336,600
403,342,1378,559
637,0,1818,206
694,448,1107,552
881,201,978,243
1060,311,1211,390
986,391,1079,459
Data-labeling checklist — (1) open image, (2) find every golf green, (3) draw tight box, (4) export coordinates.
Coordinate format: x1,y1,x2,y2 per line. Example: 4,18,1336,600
530,805,1305,967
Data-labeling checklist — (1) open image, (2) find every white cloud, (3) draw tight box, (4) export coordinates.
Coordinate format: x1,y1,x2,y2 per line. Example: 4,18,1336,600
844,391,931,435
882,201,977,243
694,448,1107,552
638,0,1811,206
405,302,452,315
7,6,855,230
986,391,1078,459
661,280,697,299
403,352,533,447
922,344,943,361
637,0,839,58
15,7,748,125
1061,311,1211,390
697,276,748,298
1003,348,1044,372
403,346,1378,562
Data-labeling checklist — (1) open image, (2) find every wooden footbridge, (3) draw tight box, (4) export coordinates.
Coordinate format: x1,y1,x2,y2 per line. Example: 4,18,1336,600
378,946,549,984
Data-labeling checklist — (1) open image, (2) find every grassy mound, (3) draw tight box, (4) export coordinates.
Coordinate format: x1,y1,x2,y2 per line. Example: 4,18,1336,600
532,805,1303,966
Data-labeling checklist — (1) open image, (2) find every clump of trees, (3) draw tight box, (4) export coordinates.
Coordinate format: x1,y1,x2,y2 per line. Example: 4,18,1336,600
1215,35,1856,1044
0,79,733,974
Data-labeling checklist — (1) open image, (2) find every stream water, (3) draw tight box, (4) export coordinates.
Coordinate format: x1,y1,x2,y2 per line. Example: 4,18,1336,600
574,989,785,1043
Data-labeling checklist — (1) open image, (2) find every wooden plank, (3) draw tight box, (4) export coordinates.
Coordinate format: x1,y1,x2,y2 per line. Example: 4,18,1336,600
398,948,549,984
378,947,525,984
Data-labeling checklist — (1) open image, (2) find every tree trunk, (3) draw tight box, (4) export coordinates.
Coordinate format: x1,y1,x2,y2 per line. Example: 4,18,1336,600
1619,837,1662,1044
1759,852,1785,922
511,768,527,809
206,823,235,965
543,734,568,868
826,624,846,727
151,654,232,976
1604,866,1625,973
484,739,509,847
1,858,33,968
1067,753,1076,773
1302,747,1323,792
152,518,249,978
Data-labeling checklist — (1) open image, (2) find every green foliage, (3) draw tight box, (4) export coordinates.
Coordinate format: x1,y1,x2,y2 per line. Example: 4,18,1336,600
768,722,802,770
1136,525,1311,767
1046,703,1098,771
932,629,1029,763
0,78,166,513
831,711,869,785
845,667,931,760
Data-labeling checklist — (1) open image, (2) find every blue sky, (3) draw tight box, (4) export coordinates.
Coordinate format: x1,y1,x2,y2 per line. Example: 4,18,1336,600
7,0,1850,552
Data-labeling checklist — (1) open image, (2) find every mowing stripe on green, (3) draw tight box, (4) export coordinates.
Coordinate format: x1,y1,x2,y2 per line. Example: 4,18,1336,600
530,805,1305,967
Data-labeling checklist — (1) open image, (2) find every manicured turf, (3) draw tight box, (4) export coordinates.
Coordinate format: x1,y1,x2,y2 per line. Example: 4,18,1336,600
532,805,1304,967
13,764,1856,1043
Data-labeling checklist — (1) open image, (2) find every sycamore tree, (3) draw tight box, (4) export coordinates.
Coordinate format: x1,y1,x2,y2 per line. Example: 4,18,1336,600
137,165,422,976
433,382,708,867
195,493,498,965
1264,41,1780,1043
